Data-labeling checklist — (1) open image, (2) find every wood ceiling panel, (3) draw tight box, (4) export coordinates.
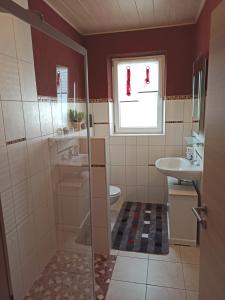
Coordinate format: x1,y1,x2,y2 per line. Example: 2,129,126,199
44,0,205,35
134,0,155,27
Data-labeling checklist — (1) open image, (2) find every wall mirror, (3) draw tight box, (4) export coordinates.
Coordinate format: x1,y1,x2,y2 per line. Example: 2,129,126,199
192,56,208,137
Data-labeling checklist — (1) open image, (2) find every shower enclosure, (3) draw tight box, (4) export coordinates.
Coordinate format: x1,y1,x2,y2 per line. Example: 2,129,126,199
0,0,95,299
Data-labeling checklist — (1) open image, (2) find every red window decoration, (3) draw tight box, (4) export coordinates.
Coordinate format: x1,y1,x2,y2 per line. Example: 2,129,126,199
145,66,150,84
126,66,131,96
56,71,60,87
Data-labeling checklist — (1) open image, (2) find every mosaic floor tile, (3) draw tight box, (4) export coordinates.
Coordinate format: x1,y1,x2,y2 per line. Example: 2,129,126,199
24,251,116,300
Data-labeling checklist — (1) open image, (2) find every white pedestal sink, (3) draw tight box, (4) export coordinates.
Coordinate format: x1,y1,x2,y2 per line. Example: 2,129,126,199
155,157,202,181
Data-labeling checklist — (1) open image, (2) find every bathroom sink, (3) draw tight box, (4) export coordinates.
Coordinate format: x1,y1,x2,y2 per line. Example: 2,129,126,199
155,157,202,181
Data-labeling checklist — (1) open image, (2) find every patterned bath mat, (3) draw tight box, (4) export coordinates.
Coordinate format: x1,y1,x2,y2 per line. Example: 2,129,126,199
112,202,169,254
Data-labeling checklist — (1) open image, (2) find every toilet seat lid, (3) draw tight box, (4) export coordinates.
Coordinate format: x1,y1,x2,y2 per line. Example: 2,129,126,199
110,185,121,196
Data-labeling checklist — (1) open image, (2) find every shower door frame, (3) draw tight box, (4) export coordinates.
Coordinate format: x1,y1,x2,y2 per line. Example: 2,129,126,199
0,0,95,299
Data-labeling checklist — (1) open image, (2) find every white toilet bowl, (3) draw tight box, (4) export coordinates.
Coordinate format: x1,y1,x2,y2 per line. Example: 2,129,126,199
109,185,121,205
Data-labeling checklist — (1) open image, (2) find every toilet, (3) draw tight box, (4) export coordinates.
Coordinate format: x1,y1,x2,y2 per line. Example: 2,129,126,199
109,185,121,205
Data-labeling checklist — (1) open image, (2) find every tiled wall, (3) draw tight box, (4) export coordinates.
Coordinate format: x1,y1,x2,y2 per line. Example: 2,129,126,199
0,5,56,300
90,98,197,204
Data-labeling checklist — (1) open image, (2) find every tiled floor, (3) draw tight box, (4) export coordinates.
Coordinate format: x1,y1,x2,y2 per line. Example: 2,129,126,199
107,245,200,300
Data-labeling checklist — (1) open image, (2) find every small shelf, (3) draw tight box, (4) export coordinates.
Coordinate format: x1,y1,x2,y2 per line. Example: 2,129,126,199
48,128,93,142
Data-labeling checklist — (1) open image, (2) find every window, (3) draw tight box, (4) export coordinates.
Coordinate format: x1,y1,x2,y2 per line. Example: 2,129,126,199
113,55,165,134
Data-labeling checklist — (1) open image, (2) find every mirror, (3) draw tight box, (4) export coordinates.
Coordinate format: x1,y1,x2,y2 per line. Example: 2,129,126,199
192,56,207,136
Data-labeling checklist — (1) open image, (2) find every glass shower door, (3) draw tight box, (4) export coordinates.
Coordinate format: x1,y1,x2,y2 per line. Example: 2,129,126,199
0,2,95,299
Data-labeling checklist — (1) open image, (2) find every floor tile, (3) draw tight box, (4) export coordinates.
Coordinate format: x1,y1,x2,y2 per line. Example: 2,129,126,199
147,260,184,289
112,256,148,284
118,250,148,259
183,263,199,291
148,245,181,262
146,285,186,300
106,280,146,300
180,246,200,264
186,290,199,300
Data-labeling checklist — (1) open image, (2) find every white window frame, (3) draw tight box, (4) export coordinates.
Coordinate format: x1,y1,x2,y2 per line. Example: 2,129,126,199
112,55,165,134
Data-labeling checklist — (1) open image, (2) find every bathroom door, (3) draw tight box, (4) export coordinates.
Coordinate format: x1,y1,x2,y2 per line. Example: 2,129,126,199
198,1,225,300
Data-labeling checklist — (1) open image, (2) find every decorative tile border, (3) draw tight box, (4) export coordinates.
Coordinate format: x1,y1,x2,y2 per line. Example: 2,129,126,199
6,137,26,146
94,122,110,125
148,163,155,167
164,95,192,101
37,95,57,102
165,121,184,124
91,164,106,167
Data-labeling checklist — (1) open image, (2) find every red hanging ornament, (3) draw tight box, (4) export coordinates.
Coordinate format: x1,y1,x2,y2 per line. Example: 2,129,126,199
145,66,150,84
126,66,131,96
56,71,60,87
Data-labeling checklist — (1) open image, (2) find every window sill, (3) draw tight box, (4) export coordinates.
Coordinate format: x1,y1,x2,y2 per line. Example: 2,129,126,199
110,133,165,137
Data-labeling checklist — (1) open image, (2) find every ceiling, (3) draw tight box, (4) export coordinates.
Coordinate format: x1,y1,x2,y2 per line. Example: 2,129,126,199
44,0,206,35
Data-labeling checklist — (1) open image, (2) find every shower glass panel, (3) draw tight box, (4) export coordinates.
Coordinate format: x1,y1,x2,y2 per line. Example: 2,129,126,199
0,3,94,299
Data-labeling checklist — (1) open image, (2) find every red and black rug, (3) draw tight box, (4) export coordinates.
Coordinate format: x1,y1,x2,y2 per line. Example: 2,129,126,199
112,201,169,254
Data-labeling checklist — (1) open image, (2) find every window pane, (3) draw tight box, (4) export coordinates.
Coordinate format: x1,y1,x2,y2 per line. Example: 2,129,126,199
117,60,159,103
120,92,158,128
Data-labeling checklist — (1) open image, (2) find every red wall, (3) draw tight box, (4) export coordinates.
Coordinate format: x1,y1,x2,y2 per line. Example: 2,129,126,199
195,0,222,57
84,25,196,99
28,0,85,98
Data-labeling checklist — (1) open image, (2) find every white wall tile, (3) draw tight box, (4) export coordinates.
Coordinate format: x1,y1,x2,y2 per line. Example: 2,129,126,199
94,124,109,137
0,54,21,100
110,136,125,145
183,123,193,144
18,61,37,101
93,103,109,123
6,229,20,273
137,166,148,186
92,226,109,255
7,141,29,186
149,146,165,165
27,137,44,175
34,203,49,241
1,189,16,234
21,251,39,293
137,146,148,166
41,136,51,169
126,186,137,202
13,17,34,63
39,102,53,136
165,100,184,121
0,14,16,58
10,267,25,300
137,136,149,145
126,166,137,186
2,101,25,141
92,167,107,197
111,166,125,185
149,187,165,203
51,101,63,133
137,186,148,203
125,145,137,165
0,146,11,192
110,145,125,165
149,135,165,145
23,102,41,139
149,166,165,186
12,180,32,225
92,197,108,228
0,103,6,146
165,146,183,157
165,123,183,145
125,136,137,145
17,214,36,260
30,171,48,209
184,99,193,122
